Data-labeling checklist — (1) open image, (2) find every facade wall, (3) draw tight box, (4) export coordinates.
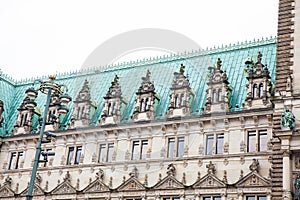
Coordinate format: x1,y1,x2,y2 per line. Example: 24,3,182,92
0,110,273,199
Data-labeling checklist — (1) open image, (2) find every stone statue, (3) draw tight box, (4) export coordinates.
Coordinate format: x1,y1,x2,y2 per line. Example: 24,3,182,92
281,108,295,130
249,159,259,172
206,161,216,174
167,163,176,176
96,168,104,180
129,166,139,178
295,173,300,199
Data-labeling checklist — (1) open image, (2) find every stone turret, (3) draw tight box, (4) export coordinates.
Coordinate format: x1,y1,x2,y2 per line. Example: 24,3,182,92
99,75,123,125
204,58,232,113
243,52,273,109
132,70,159,122
71,80,96,128
167,64,192,118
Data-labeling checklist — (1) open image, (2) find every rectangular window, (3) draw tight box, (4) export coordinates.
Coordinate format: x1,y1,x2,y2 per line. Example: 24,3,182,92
74,146,82,164
98,144,107,163
141,140,148,160
247,130,268,152
177,137,184,157
216,134,224,154
67,147,74,165
99,143,114,162
203,197,221,200
8,152,23,170
167,138,175,158
163,198,180,200
131,140,148,160
107,143,114,162
206,135,214,155
259,130,267,152
247,131,256,152
132,141,140,160
67,146,82,165
246,196,266,200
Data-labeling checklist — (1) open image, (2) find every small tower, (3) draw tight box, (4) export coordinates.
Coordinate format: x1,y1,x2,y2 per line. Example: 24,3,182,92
166,64,192,118
204,58,232,113
244,52,273,109
132,70,159,122
13,88,38,134
71,80,96,128
99,75,123,125
44,95,62,131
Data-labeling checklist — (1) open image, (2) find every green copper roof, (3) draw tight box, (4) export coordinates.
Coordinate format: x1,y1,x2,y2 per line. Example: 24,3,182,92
0,37,277,136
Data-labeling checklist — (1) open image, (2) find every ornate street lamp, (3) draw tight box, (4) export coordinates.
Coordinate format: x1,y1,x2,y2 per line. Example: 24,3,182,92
26,75,71,200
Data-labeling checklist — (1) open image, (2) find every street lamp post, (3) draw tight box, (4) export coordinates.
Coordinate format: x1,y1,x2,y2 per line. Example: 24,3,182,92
26,75,71,200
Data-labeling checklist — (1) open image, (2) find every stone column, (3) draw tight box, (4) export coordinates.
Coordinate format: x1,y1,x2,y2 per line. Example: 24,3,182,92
281,135,292,200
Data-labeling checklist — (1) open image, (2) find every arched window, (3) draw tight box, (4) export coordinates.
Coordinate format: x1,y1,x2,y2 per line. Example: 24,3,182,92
259,83,264,97
180,94,185,106
77,107,81,119
218,89,222,102
81,106,85,119
212,90,217,103
107,103,111,116
175,94,179,108
139,99,144,112
144,98,149,111
253,84,258,98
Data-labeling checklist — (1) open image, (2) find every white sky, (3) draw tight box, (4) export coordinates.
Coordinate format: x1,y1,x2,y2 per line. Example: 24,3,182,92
0,0,278,80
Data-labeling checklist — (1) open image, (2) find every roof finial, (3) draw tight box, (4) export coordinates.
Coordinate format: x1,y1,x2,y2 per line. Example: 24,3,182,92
217,58,222,70
257,52,262,63
180,64,185,74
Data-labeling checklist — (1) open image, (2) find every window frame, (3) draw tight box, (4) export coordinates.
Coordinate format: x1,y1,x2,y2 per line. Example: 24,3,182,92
8,151,23,170
66,145,83,165
247,129,268,153
205,133,224,155
245,195,267,200
131,139,149,160
98,142,115,163
167,136,185,158
202,196,222,200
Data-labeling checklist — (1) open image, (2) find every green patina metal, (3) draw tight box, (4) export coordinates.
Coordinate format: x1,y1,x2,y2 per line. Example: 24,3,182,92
0,37,277,136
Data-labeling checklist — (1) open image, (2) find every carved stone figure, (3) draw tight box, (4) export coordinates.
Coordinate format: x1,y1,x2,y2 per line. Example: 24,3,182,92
249,159,259,172
129,166,139,178
281,108,295,130
206,161,216,174
96,168,104,180
167,163,176,176
294,173,300,199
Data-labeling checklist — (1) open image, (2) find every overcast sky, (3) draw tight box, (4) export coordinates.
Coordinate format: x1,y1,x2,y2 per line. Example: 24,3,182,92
0,0,278,80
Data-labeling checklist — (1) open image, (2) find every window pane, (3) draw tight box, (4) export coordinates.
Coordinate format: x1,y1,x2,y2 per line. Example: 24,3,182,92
216,134,224,154
99,144,107,163
173,198,180,200
258,196,267,200
107,143,114,162
67,147,74,165
9,152,16,169
246,196,255,200
213,197,221,200
203,197,212,200
141,140,148,160
206,135,214,155
74,146,82,164
259,130,267,152
163,198,171,200
248,131,256,152
177,137,184,157
132,141,140,160
167,138,175,158
16,152,23,169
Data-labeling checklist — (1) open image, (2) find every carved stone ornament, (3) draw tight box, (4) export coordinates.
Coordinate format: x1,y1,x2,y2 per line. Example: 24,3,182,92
166,163,176,176
206,161,216,174
249,159,259,172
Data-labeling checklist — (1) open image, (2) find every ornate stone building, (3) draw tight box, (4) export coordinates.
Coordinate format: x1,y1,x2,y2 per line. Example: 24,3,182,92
0,1,299,199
